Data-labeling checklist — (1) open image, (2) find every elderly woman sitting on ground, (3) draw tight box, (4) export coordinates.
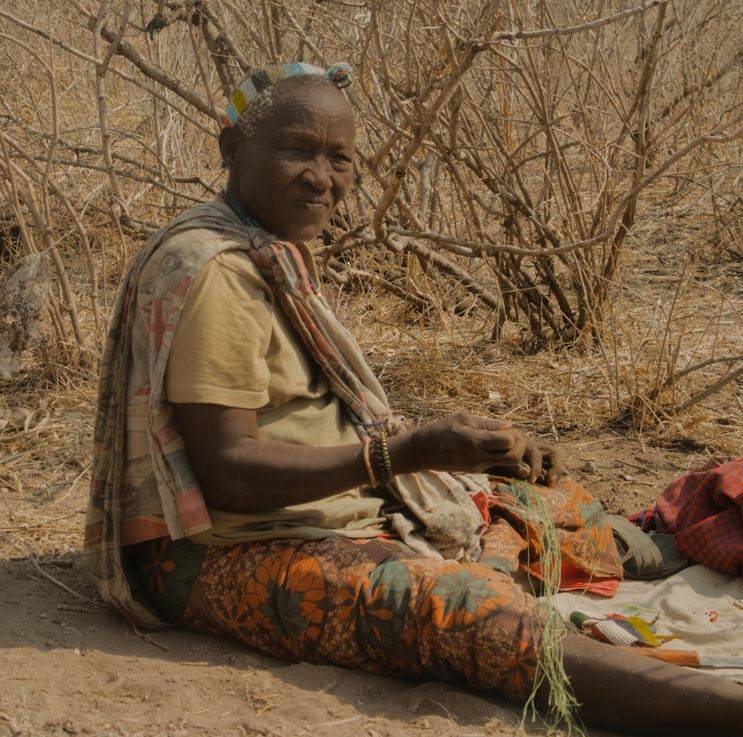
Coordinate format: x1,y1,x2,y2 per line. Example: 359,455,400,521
85,62,743,736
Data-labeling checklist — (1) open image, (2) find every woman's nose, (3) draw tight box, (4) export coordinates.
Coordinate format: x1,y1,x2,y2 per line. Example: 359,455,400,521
301,156,333,190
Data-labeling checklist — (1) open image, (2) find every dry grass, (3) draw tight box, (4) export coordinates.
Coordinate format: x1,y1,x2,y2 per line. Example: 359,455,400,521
0,1,741,556
0,13,740,737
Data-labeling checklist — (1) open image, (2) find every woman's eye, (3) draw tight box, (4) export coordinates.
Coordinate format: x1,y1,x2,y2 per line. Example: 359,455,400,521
277,142,310,156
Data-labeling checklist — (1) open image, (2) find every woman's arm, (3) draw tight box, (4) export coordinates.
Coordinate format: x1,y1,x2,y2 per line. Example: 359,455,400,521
174,404,560,512
173,402,422,511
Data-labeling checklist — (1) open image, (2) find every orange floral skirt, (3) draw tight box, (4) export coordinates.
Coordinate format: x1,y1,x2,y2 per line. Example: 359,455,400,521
129,478,621,703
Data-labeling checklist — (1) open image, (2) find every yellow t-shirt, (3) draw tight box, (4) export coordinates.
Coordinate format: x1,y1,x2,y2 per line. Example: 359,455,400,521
165,248,388,543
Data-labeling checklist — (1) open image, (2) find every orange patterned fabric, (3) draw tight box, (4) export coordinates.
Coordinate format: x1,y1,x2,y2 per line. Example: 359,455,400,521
130,477,622,702
133,533,541,702
484,478,623,596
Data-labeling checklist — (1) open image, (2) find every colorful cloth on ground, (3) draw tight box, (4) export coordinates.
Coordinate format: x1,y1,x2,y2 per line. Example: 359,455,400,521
553,564,743,685
630,458,743,576
86,197,484,628
129,531,541,703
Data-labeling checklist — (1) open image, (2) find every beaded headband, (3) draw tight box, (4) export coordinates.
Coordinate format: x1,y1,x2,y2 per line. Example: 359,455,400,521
223,62,353,128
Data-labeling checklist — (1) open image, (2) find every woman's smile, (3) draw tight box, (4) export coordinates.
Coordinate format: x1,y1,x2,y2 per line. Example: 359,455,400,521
294,197,331,209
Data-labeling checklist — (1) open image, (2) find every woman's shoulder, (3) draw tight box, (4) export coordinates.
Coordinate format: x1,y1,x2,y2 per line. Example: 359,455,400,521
212,249,266,282
134,199,285,310
146,198,249,269
194,250,272,305
138,227,265,298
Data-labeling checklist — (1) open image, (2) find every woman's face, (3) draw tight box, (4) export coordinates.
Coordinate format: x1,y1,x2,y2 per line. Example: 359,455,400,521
220,83,356,242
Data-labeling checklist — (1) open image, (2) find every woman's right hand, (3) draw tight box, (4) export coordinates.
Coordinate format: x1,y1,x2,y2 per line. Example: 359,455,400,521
408,412,562,484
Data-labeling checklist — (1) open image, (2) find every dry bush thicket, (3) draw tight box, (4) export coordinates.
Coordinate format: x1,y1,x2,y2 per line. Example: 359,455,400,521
0,0,741,443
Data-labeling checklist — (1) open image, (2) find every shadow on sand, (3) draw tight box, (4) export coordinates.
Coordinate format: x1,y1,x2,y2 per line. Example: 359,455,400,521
0,550,580,736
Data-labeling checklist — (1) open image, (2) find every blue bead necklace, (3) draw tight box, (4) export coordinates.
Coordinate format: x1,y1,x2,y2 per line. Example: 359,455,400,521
221,189,262,230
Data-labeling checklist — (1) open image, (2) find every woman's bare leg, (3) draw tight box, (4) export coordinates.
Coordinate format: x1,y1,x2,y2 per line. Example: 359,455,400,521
559,634,743,736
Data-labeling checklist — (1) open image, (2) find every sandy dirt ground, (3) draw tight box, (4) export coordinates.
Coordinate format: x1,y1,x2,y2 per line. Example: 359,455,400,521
0,431,712,737
1,210,739,737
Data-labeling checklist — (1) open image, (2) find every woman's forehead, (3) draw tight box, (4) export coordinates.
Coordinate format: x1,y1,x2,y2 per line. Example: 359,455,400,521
258,85,355,140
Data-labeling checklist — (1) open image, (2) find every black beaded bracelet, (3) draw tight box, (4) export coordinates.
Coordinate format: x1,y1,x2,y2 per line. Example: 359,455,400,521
369,429,393,487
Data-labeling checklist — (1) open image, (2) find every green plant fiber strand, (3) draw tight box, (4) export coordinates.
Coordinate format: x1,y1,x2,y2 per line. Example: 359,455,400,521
509,483,585,737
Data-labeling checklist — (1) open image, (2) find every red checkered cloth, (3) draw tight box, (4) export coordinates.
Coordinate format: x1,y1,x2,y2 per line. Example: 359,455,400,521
630,458,743,576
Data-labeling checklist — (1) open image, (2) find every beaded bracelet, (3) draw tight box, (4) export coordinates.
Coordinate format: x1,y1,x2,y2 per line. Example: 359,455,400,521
361,437,379,488
369,429,393,487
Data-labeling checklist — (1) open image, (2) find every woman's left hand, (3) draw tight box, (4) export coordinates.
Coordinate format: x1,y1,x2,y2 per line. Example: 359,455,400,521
489,439,563,486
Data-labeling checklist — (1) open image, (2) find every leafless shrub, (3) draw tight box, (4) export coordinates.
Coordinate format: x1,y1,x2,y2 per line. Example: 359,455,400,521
0,0,740,432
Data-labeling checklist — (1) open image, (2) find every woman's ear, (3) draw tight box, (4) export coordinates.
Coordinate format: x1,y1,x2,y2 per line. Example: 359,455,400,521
218,126,243,171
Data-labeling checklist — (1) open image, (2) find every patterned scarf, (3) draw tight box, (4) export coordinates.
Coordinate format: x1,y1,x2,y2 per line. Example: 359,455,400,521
85,197,485,628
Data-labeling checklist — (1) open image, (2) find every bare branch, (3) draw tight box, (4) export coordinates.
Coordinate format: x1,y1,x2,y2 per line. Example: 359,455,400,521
489,1,668,43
